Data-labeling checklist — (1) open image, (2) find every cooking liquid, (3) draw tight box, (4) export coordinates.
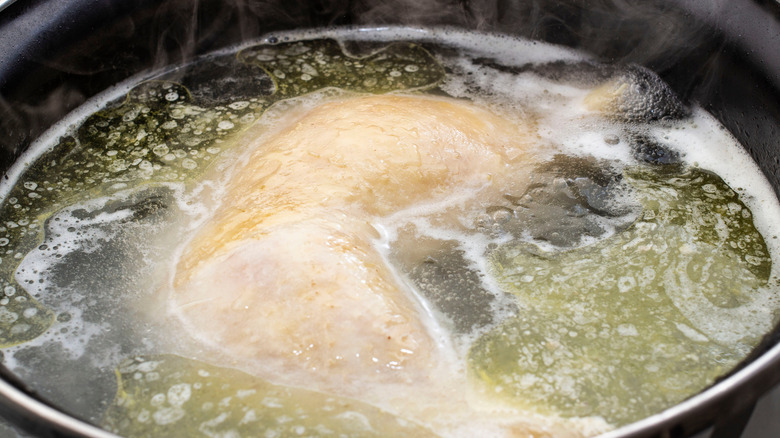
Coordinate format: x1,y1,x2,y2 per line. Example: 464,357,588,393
0,27,778,438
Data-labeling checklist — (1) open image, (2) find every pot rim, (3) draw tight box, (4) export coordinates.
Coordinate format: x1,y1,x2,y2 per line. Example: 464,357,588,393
0,1,779,436
2,339,780,437
0,376,117,438
0,1,16,14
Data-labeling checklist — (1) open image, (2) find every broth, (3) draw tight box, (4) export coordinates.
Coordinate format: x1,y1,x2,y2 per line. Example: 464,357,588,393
0,27,779,438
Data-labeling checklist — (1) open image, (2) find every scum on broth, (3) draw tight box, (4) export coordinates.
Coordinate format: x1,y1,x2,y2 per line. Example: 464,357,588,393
0,27,778,438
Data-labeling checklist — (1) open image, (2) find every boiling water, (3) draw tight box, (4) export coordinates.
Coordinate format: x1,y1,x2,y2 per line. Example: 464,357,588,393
0,27,779,438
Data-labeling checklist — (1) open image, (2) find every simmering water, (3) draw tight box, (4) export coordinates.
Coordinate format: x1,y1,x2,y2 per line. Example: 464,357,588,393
1,27,779,438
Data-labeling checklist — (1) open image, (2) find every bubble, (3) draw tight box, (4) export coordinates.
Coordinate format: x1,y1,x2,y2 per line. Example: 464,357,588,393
108,159,128,173
181,159,198,170
702,184,717,194
151,393,166,407
167,383,192,407
218,121,235,130
0,308,18,324
152,144,170,156
616,324,638,337
137,410,150,423
301,63,318,77
10,323,29,334
228,101,250,111
617,276,636,293
153,407,185,425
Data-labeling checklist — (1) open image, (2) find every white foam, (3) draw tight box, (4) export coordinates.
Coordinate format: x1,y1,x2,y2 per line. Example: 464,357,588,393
654,109,780,278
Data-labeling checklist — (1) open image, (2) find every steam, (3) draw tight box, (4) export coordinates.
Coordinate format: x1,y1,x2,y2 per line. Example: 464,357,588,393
0,0,741,171
0,86,86,166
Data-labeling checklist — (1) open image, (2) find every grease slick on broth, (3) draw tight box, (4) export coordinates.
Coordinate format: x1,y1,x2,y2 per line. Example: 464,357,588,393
1,27,779,438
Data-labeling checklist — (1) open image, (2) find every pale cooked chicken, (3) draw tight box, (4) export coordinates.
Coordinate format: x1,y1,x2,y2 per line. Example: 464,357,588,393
167,95,545,428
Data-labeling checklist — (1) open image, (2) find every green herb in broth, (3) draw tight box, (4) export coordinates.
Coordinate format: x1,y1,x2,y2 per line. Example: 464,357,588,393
469,165,773,425
0,39,444,347
104,355,435,438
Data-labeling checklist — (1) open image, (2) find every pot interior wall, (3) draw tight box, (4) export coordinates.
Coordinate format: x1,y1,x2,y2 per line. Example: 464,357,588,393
0,1,778,437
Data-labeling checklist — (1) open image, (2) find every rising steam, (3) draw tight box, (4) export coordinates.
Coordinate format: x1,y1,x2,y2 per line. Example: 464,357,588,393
0,0,725,168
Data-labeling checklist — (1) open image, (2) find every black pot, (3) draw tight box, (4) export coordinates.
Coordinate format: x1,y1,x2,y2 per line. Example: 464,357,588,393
0,1,778,437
